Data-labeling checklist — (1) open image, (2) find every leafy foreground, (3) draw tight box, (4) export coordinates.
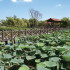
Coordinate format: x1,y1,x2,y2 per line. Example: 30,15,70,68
0,30,70,70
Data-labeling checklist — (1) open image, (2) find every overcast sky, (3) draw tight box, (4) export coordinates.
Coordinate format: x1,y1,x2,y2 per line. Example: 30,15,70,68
0,0,70,20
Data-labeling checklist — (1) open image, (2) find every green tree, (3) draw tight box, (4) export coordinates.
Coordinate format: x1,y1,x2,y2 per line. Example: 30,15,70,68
5,17,16,26
29,18,38,27
22,18,29,27
61,17,70,27
38,21,45,26
1,20,6,26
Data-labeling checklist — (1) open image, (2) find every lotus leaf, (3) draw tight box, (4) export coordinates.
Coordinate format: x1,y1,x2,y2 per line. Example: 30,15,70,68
18,65,30,70
43,61,57,67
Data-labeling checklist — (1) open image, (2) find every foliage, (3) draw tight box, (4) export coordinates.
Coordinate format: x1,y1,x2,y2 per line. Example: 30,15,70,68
29,18,39,27
1,15,45,29
1,16,70,29
1,16,28,28
61,17,70,27
0,30,70,70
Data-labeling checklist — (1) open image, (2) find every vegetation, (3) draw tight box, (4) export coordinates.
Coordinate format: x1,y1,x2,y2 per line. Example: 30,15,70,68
0,27,34,31
61,17,70,27
0,16,70,30
0,30,70,70
0,16,45,29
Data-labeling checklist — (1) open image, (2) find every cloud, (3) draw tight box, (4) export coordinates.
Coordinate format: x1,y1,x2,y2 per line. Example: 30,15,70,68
56,4,62,7
11,0,17,2
24,0,32,2
11,0,32,3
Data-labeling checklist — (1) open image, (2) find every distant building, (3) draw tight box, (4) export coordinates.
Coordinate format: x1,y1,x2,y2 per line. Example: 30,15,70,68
45,18,61,27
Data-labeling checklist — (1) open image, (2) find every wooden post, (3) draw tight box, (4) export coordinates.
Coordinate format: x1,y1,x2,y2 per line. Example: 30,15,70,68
11,30,13,45
2,30,4,41
47,28,48,33
40,29,42,35
25,29,27,36
5,41,8,45
18,30,20,37
30,29,33,36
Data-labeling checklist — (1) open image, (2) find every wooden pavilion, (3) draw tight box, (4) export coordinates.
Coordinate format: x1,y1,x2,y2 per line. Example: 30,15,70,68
45,18,61,27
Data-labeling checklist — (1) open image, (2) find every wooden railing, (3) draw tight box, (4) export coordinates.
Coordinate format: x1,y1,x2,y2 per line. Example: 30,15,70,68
0,27,69,44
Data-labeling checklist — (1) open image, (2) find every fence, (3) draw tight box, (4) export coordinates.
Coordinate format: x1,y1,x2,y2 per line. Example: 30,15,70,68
0,27,69,44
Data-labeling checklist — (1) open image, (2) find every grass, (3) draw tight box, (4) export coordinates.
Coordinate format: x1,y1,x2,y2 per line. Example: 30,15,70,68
0,26,34,31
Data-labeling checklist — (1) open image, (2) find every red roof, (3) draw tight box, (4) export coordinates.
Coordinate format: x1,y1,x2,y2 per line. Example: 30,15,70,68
47,18,61,22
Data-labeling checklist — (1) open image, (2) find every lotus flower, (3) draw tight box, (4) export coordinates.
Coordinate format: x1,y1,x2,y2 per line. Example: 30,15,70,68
68,49,70,50
48,33,51,34
58,36,61,39
24,36,27,38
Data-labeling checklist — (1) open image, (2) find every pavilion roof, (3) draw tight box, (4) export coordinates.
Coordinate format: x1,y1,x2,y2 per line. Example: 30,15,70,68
47,18,61,22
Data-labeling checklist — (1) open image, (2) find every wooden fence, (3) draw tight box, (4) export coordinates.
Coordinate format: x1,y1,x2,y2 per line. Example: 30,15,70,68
0,27,69,44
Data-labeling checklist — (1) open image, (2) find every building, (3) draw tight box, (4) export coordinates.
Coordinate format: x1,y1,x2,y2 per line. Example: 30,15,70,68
45,18,61,27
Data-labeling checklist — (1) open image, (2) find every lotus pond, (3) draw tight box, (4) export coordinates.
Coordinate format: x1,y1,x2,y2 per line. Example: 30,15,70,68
0,30,70,70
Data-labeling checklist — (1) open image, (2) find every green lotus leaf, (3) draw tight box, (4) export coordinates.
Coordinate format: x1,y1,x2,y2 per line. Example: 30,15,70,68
18,65,30,70
26,41,33,45
36,42,45,47
63,55,70,61
3,54,12,59
66,42,70,45
50,42,56,45
49,57,60,62
43,61,57,67
19,44,29,49
28,45,36,49
40,54,48,58
0,66,4,70
37,63,50,70
42,47,47,51
0,42,5,45
57,46,66,51
35,59,41,63
62,52,70,61
35,50,41,55
0,51,2,54
10,58,24,63
37,62,45,69
0,51,2,59
16,47,22,50
26,56,36,60
49,52,56,56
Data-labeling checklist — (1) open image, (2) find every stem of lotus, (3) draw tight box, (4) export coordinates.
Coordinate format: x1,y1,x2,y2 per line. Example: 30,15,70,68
57,62,59,70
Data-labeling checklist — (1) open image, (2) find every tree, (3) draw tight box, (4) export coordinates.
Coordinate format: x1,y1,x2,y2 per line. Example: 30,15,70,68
29,18,38,27
29,9,42,27
38,21,45,26
61,17,70,27
22,18,29,27
1,20,6,26
5,17,16,26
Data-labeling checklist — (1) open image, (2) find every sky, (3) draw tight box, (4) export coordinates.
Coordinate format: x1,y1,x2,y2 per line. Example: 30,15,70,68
0,0,70,20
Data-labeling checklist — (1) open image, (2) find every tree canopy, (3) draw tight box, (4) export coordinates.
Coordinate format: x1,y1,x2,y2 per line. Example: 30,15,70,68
0,16,70,28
